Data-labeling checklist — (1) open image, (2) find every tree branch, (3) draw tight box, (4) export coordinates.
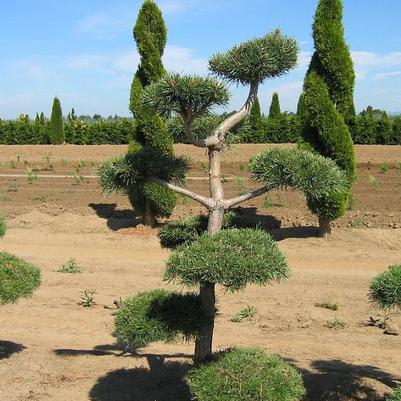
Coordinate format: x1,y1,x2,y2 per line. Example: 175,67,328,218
205,81,259,148
223,184,272,209
150,177,213,208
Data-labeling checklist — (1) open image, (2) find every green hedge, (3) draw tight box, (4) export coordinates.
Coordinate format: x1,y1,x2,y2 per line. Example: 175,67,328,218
1,114,401,145
0,118,136,145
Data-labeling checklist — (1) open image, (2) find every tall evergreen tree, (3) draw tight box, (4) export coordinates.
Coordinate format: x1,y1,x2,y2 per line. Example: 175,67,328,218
126,0,176,226
268,92,281,119
298,0,356,236
248,97,263,142
49,97,65,144
376,112,392,145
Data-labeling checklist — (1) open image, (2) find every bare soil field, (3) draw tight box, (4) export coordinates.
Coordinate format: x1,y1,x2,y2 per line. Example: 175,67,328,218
0,144,401,401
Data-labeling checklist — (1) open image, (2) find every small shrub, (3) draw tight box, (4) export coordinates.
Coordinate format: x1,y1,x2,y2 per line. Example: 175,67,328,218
73,172,84,185
396,163,401,171
231,306,256,323
0,252,41,304
369,174,381,192
58,258,81,274
0,216,6,238
114,290,211,348
380,163,389,173
315,302,339,311
387,385,401,401
325,317,346,329
262,195,272,209
369,265,401,310
165,229,288,292
80,289,97,307
186,347,305,401
26,168,38,183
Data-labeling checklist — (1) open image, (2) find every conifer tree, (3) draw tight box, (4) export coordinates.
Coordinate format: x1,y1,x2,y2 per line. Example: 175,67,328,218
298,0,356,236
105,28,348,373
248,97,263,142
376,112,392,145
268,92,281,119
124,0,176,226
49,97,65,144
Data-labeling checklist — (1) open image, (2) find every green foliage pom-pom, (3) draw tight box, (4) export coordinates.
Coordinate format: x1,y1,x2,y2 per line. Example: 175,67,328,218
387,386,401,401
165,229,288,292
0,216,6,238
209,29,298,85
0,252,41,305
114,290,212,348
369,265,401,310
186,347,305,401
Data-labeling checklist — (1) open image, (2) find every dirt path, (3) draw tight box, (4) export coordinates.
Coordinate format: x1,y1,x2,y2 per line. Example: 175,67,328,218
0,211,401,401
0,143,400,164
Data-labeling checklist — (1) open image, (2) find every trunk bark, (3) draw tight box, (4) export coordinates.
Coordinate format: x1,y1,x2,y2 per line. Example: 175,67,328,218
194,148,225,363
143,202,156,228
318,215,331,237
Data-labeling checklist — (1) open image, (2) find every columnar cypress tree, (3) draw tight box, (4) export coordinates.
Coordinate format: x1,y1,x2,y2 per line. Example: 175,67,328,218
49,97,65,144
248,97,263,142
299,0,356,236
127,0,176,226
268,92,281,119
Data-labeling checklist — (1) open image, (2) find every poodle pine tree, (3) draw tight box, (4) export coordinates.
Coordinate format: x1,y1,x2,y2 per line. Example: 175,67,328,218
111,28,349,365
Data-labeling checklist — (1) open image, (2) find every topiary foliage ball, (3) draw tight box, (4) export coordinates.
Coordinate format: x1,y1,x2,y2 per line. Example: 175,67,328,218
165,228,288,292
114,290,213,349
0,215,6,238
369,265,401,310
0,252,41,305
142,73,230,120
387,385,401,401
209,29,298,85
186,347,305,401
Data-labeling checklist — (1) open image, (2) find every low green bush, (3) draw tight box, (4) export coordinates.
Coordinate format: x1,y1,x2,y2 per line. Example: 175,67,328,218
186,347,305,401
165,229,288,292
0,252,41,304
369,265,401,310
387,386,401,401
114,290,211,348
0,215,6,238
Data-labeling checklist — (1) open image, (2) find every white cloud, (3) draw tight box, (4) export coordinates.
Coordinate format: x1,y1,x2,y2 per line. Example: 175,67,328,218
374,70,401,80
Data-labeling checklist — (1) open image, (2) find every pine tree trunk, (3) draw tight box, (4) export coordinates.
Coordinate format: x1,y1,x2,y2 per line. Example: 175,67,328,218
143,202,156,227
194,148,224,363
318,215,331,237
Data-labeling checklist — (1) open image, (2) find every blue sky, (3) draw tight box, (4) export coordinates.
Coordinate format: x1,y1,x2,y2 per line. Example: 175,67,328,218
1,0,401,119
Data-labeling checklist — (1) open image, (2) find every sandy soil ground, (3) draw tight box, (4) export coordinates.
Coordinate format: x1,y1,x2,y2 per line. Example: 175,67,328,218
1,145,401,401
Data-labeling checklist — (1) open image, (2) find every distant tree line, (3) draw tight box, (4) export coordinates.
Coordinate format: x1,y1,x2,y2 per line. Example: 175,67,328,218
1,96,400,145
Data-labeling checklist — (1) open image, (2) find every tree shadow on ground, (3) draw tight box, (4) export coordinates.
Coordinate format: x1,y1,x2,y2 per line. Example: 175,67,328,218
53,344,192,401
234,206,319,241
294,359,401,401
53,344,192,360
89,203,143,231
89,359,191,401
0,340,26,360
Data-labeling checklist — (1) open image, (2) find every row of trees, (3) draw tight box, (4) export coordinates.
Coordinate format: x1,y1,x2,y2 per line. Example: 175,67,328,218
3,104,401,145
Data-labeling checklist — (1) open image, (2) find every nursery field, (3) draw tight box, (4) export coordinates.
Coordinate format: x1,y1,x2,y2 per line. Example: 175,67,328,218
1,144,401,401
